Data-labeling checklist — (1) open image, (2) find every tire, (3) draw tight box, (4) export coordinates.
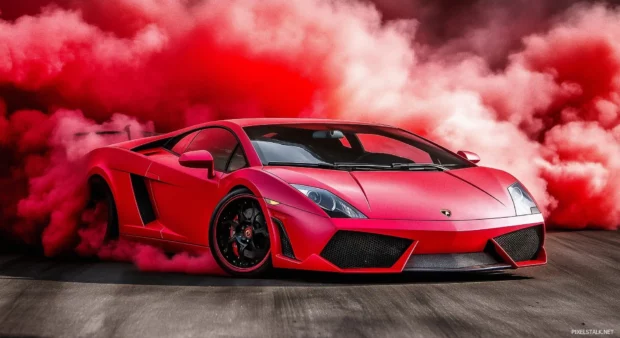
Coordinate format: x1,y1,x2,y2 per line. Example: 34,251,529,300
88,176,120,241
209,188,272,277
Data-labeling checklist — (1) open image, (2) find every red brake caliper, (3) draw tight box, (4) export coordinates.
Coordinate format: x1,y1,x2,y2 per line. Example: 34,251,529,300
230,218,240,258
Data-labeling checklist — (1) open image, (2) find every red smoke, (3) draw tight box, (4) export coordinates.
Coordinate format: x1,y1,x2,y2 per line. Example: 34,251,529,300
76,201,224,274
0,0,618,272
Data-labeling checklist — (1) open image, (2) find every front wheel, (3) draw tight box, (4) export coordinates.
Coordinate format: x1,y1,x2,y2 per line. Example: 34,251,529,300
209,189,272,277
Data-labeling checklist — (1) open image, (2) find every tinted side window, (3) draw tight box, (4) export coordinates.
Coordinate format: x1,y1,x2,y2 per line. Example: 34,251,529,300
171,130,199,154
186,128,241,172
227,145,248,172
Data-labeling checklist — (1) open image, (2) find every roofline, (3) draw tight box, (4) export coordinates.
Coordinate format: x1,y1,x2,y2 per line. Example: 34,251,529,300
209,118,396,128
123,118,401,148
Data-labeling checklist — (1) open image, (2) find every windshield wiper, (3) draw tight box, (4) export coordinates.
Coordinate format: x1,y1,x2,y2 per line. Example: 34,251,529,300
391,163,449,171
333,162,393,170
267,161,336,169
266,162,394,170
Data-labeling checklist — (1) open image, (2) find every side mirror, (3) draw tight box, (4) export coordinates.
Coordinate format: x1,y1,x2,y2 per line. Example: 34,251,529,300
179,150,215,178
457,150,480,164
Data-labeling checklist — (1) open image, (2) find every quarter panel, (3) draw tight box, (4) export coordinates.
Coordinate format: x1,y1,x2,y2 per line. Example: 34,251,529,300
147,152,219,246
87,147,156,233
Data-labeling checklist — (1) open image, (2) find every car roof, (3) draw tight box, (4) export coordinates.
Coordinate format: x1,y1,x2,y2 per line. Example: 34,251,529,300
116,118,398,150
203,118,394,128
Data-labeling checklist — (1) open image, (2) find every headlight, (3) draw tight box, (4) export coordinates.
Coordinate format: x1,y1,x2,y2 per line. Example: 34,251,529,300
292,184,366,218
508,182,541,216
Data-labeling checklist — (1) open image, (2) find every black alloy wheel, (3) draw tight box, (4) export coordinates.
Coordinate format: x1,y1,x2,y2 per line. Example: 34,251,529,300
210,189,271,276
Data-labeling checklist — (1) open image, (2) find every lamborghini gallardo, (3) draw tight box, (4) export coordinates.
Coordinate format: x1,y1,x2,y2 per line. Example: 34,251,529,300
86,118,546,276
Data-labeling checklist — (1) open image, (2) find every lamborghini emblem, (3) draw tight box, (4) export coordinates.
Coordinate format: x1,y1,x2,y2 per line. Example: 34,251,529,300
441,209,451,217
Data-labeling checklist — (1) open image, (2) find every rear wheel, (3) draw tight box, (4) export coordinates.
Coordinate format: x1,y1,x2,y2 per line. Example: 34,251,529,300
209,189,271,277
87,176,119,241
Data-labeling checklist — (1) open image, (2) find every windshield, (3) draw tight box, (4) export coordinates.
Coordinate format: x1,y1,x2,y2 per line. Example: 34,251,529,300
243,124,473,170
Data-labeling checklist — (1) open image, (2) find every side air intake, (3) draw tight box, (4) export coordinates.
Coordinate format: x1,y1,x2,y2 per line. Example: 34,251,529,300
272,218,295,260
130,174,156,225
494,225,543,262
320,231,412,269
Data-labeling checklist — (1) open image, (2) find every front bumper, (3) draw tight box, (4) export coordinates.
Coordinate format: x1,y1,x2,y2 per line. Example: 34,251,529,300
266,203,546,273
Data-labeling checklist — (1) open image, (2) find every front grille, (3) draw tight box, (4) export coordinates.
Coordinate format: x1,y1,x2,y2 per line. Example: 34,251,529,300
494,225,543,262
272,218,295,259
405,252,509,271
320,231,412,269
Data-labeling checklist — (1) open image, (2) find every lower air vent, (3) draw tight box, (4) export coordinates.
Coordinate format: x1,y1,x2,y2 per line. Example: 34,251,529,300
273,218,295,259
130,174,156,225
320,231,412,269
494,225,543,262
405,252,509,271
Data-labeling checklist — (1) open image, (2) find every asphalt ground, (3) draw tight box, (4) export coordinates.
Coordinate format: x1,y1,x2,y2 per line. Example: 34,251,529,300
0,230,618,338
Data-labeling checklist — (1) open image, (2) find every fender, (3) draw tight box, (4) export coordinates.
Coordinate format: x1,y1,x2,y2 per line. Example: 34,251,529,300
219,168,327,218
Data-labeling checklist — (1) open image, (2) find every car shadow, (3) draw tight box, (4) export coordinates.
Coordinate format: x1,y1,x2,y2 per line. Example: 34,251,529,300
273,269,529,286
0,248,530,287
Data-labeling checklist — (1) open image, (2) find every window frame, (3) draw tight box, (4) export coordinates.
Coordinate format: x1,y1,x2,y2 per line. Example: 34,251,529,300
164,126,249,173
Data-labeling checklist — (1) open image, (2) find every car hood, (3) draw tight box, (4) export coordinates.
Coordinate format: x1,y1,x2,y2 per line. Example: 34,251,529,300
263,166,517,220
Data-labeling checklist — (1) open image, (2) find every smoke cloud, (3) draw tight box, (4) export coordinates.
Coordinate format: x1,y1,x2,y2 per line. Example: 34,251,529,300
0,0,618,272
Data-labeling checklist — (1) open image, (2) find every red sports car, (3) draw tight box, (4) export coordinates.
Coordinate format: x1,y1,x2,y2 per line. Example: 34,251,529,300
86,118,546,276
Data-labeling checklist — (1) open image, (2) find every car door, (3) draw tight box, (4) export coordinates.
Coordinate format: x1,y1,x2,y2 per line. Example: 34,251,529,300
146,127,247,247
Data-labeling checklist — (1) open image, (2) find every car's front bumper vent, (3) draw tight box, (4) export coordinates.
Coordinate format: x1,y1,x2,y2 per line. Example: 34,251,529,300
320,231,412,269
494,225,543,262
404,252,510,271
272,218,295,260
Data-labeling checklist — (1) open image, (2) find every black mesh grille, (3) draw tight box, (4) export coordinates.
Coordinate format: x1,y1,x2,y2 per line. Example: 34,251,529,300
273,218,295,259
494,225,543,262
320,231,412,269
